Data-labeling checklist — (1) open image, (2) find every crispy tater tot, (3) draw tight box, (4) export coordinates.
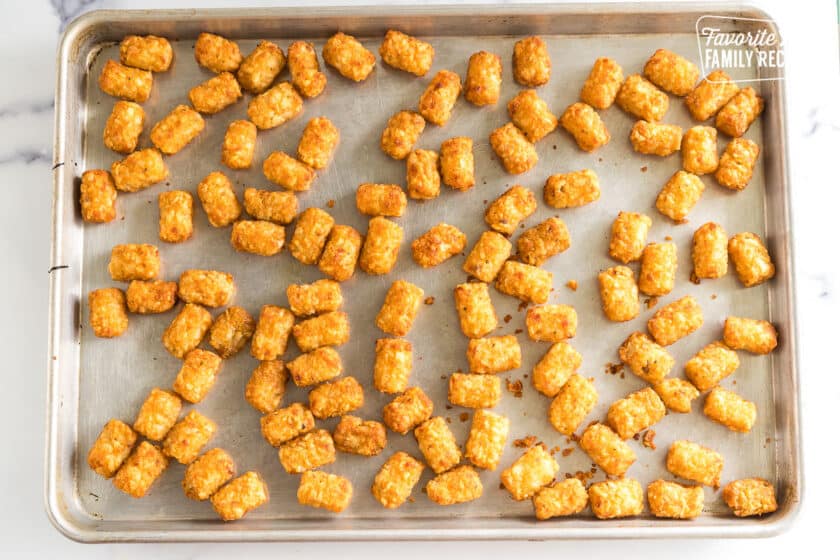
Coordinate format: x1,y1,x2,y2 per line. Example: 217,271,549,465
333,415,386,456
243,188,297,224
448,372,502,409
297,117,340,170
375,280,424,336
309,376,364,419
382,386,433,434
440,137,475,190
532,341,582,398
716,138,760,191
723,316,778,354
292,310,350,353
150,104,205,155
589,478,644,519
279,429,336,473
580,57,624,109
526,304,577,342
323,32,376,81
172,348,222,403
80,170,117,223
418,70,462,126
287,279,343,318
630,120,682,156
647,295,703,346
374,338,413,394
533,478,588,520
685,341,740,391
667,440,723,488
251,304,294,361
495,260,552,304
647,480,704,519
380,30,434,76
290,207,334,265
639,242,678,296
467,335,521,374
544,168,600,208
464,50,502,106
560,102,610,152
356,183,407,217
655,170,705,223
263,151,315,192
723,478,778,517
211,472,268,521
507,89,557,142
318,224,363,282
643,49,699,96
426,465,483,505
485,185,537,235
372,451,425,508
580,423,636,476
517,217,570,267
502,444,559,501
414,416,461,474
598,266,640,322
616,74,669,122
245,360,287,414
607,387,666,440
113,441,168,498
237,40,286,94
654,378,699,413
287,347,342,387
177,269,234,308
619,332,674,384
463,231,511,282
111,148,167,192
162,303,212,358
360,217,403,275
297,470,353,513
716,87,764,137
230,220,285,256
108,243,160,282
260,403,315,447
189,72,242,114
380,111,425,160
119,35,173,72
692,222,728,279
162,410,216,464
133,388,181,441
99,60,152,103
288,41,327,99
406,149,440,200
490,123,539,174
704,386,757,433
88,419,137,478
609,211,651,263
728,232,775,287
685,70,740,121
454,282,498,339
158,190,193,243
513,36,551,87
548,374,597,435
411,223,467,268
197,171,241,227
208,306,255,359
182,448,235,501
195,32,242,73
465,409,509,471
103,101,144,154
221,119,257,170
682,125,719,175
248,82,303,130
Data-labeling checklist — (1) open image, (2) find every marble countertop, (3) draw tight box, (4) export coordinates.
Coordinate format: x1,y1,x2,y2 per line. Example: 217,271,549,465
2,0,837,557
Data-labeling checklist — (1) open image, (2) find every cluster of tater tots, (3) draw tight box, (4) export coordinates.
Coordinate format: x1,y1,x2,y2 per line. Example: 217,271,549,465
84,26,779,525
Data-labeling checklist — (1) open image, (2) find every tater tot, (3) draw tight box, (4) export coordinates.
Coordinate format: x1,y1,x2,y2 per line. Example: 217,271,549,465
195,32,242,73
89,288,128,338
372,451,424,508
639,242,678,296
221,119,257,170
380,30,434,76
418,70,462,126
297,116,340,170
183,448,235,501
150,104,205,155
465,409,509,471
723,316,778,354
103,101,144,154
292,310,350,353
609,211,651,263
685,341,740,391
607,387,666,440
716,87,764,138
548,374,597,435
490,123,539,174
263,151,315,192
630,120,682,156
654,378,699,413
208,306,255,359
682,125,719,175
647,480,704,519
172,348,222,403
289,207,334,265
598,266,640,322
80,169,117,223
197,171,241,227
426,465,483,505
237,40,286,94
108,243,160,282
323,32,375,82
685,70,740,122
162,410,216,464
454,282,497,339
440,137,474,190
113,441,167,498
360,217,403,275
716,138,760,191
287,347,342,387
333,415,386,456
380,111,425,160
177,269,235,308
704,386,757,433
279,429,336,473
507,89,557,143
247,82,303,130
411,223,467,268
580,57,624,109
533,478,588,520
723,478,778,517
448,372,502,409
692,222,728,279
464,50,502,106
532,341,582,398
513,36,551,87
517,217,570,267
121,283,174,313
288,41,327,99
502,444,559,501
98,60,152,103
133,388,181,441
495,260,552,304
544,168,600,208
230,219,285,256
374,338,412,394
655,170,705,223
406,149,441,200
643,49,699,96
297,470,353,513
414,416,461,474
580,423,636,476
211,472,268,521
356,183,407,217
667,440,723,487
287,280,343,318
87,419,137,478
189,72,242,114
245,360,287,414
463,231,511,282
162,303,213,358
119,35,173,72
526,304,577,343
616,74,669,122
382,386,433,434
467,335,521,374
728,232,775,287
318,224,363,282
111,148,167,192
619,332,674,384
309,376,364,419
589,479,644,519
560,102,610,152
242,188,297,225
157,190,193,243
260,403,315,447
485,185,537,235
647,295,703,346
375,280,423,336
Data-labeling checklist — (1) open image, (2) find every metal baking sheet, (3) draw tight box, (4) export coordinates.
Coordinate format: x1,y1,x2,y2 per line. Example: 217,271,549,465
47,4,801,541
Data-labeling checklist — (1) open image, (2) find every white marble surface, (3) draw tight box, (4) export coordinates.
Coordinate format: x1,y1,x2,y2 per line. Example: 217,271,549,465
1,0,837,557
